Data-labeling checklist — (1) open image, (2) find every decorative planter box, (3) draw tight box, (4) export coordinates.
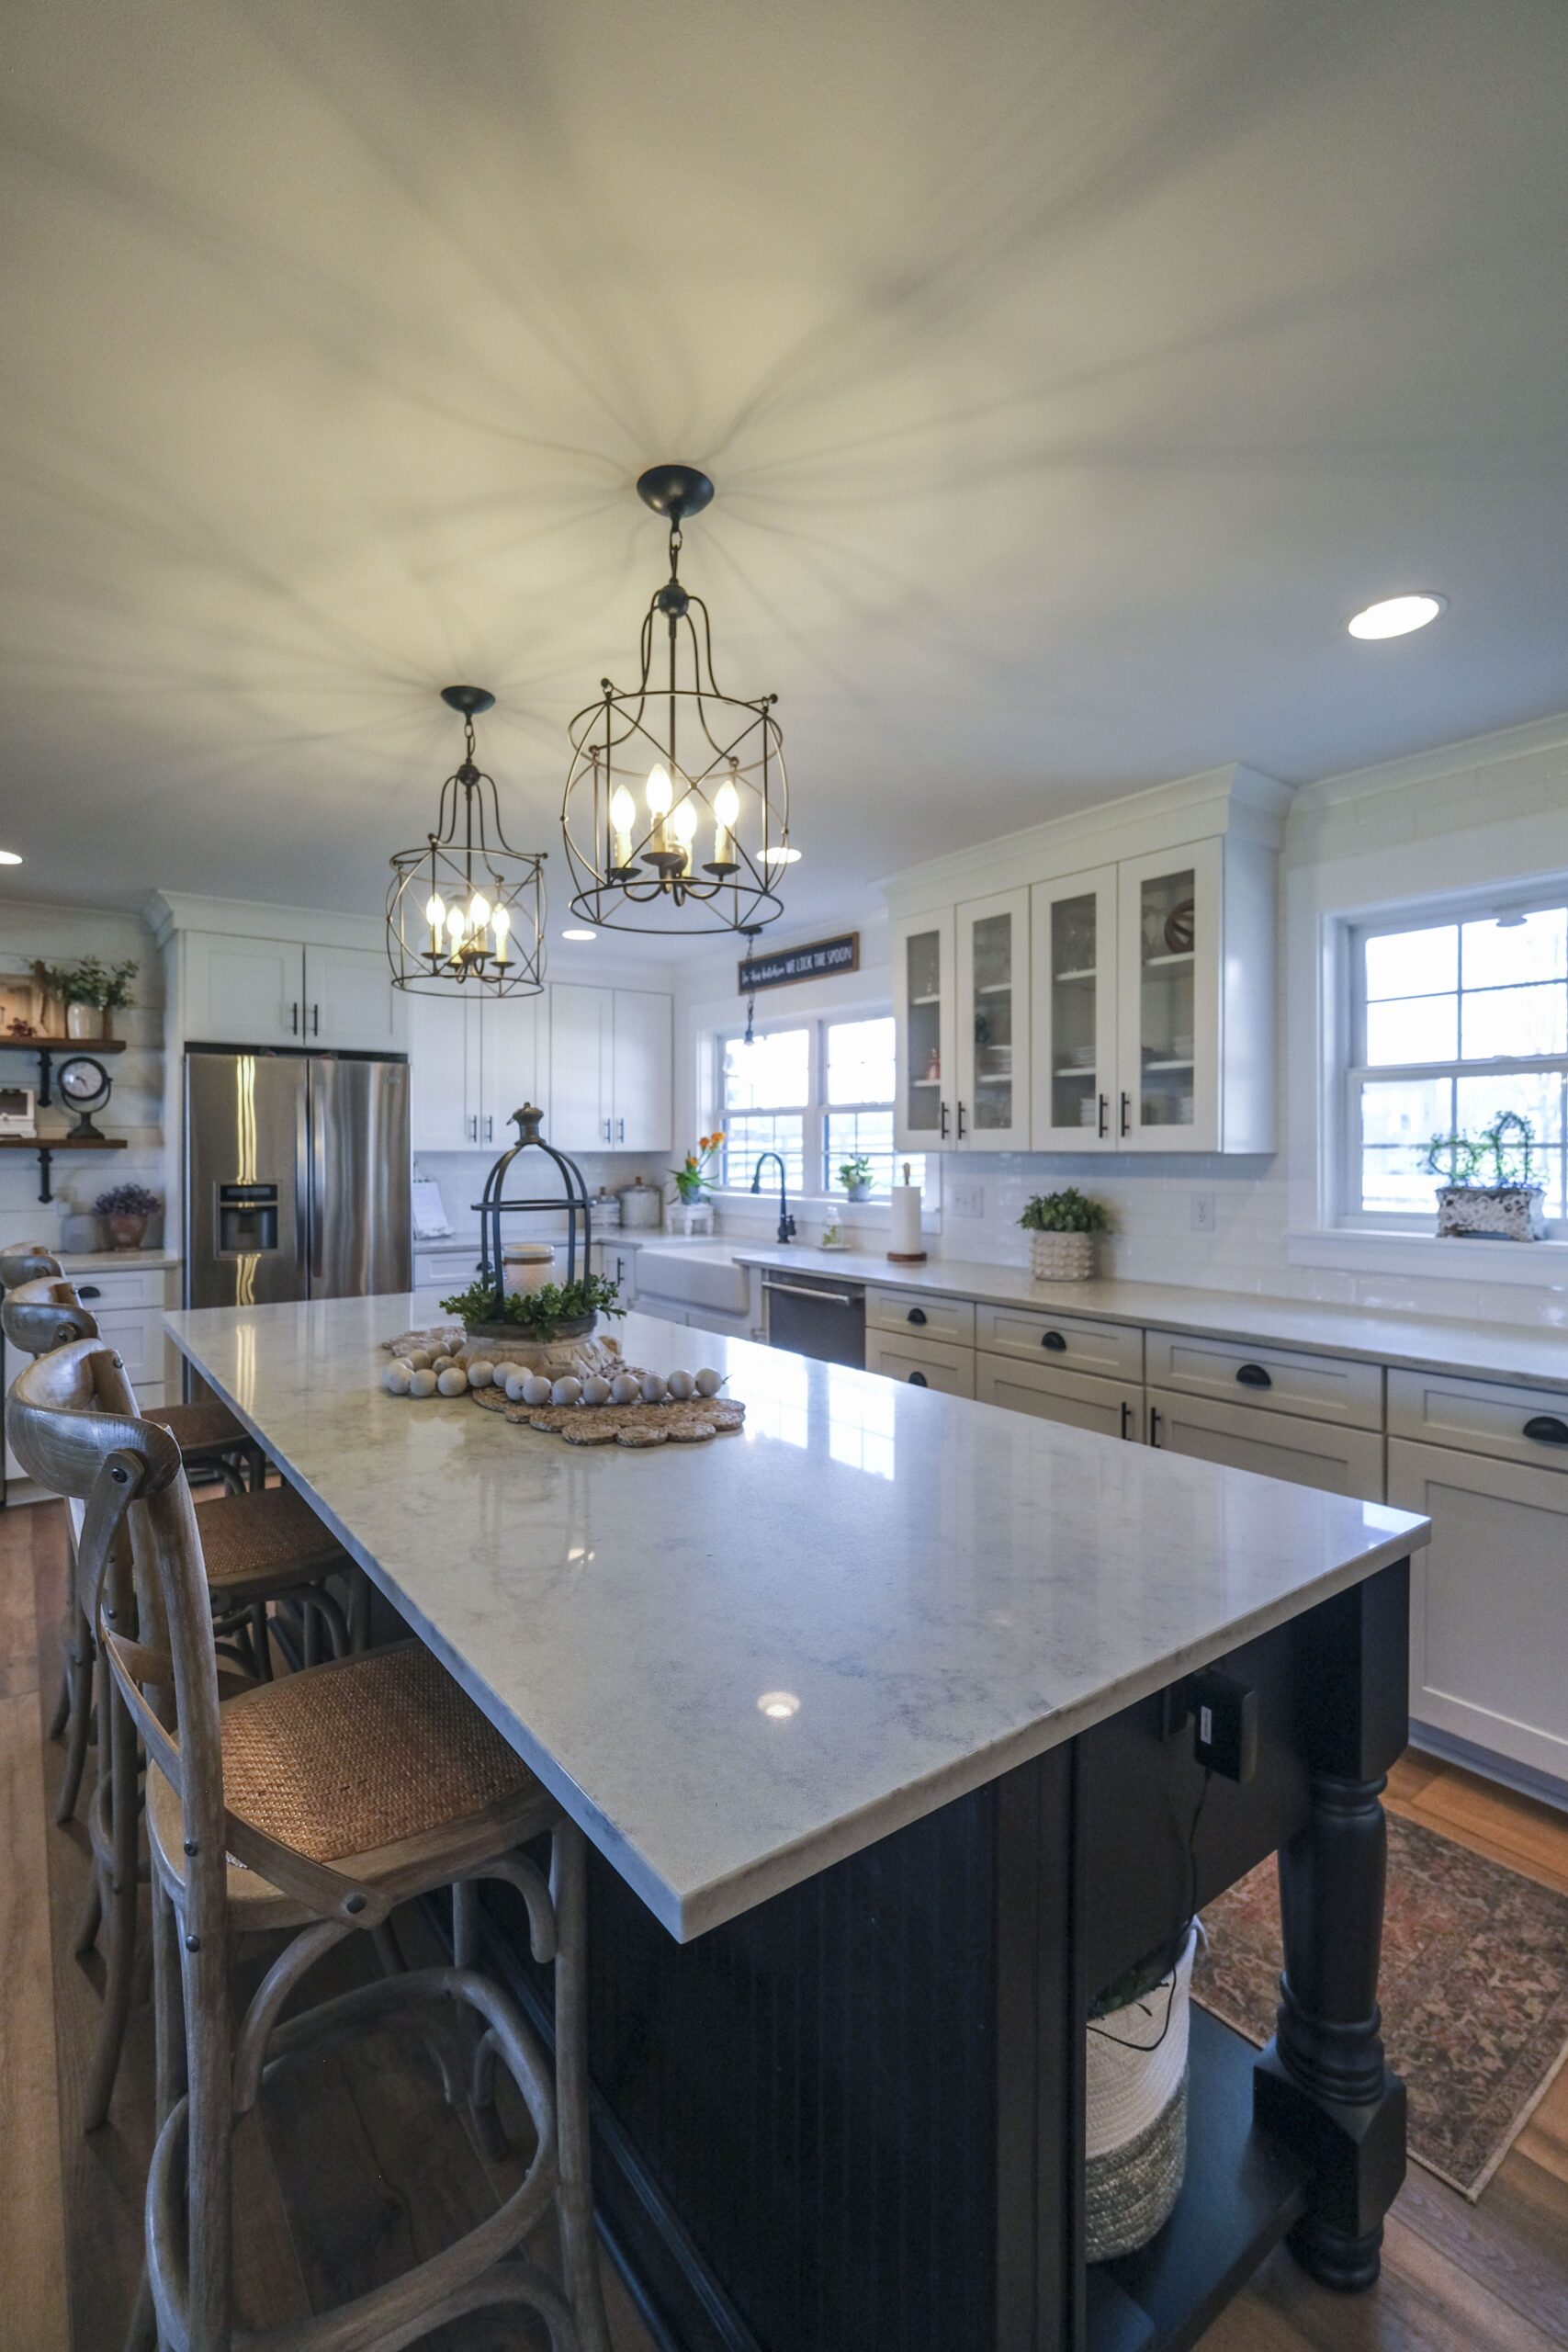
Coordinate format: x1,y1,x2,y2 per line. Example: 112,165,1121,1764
1435,1184,1546,1242
1030,1231,1096,1282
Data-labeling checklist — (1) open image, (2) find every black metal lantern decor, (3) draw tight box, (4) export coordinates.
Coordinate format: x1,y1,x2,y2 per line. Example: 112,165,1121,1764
559,465,792,938
474,1103,593,1322
388,686,547,997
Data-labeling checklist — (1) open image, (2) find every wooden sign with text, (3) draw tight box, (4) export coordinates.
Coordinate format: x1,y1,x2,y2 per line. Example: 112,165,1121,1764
738,933,860,994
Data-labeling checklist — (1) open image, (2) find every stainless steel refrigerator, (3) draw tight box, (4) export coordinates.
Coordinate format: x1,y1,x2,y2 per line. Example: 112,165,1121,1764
184,1047,410,1309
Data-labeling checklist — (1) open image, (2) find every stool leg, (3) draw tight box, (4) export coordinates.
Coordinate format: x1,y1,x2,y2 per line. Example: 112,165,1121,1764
84,1679,140,2131
48,1662,71,1741
126,1878,186,2352
54,1611,95,1823
178,1905,234,2352
553,1821,612,2352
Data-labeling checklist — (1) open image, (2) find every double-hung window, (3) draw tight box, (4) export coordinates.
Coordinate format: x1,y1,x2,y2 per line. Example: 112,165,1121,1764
716,1014,926,1199
1345,893,1568,1231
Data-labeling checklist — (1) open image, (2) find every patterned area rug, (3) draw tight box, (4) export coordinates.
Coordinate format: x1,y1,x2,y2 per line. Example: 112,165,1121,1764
1193,1810,1568,2199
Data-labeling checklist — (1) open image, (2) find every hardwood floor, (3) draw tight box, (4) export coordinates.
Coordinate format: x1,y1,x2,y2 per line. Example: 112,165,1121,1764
3,1497,1564,2351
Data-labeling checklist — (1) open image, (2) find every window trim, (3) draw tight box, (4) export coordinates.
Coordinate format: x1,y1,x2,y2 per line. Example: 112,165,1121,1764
708,1009,934,1211
1337,886,1568,1236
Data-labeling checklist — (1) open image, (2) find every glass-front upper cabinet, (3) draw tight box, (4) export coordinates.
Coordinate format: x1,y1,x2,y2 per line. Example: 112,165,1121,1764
1030,866,1118,1150
1115,840,1221,1150
954,888,1031,1151
893,910,956,1152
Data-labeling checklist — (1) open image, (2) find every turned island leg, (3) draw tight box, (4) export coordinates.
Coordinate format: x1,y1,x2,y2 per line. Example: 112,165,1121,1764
1253,1559,1410,2290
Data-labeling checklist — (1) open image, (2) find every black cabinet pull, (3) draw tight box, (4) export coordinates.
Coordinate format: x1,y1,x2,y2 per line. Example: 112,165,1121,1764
1120,1399,1133,1440
1120,1091,1131,1137
908,1370,929,1386
907,1306,927,1326
956,1101,967,1141
290,1001,299,1035
1523,1414,1568,1446
1098,1091,1108,1138
1235,1363,1272,1389
939,1101,950,1139
78,1284,101,1300
1041,1329,1066,1352
1148,1405,1162,1446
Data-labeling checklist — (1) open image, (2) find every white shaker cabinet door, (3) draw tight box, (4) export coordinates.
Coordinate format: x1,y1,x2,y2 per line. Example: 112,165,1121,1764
182,932,303,1048
1147,1388,1384,1499
1389,1436,1568,1788
408,994,480,1150
480,991,548,1149
549,983,614,1150
612,989,673,1151
303,944,405,1051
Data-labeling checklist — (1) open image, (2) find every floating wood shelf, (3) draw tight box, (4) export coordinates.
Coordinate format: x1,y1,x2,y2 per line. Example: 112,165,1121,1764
0,1035,129,1109
0,1133,128,1204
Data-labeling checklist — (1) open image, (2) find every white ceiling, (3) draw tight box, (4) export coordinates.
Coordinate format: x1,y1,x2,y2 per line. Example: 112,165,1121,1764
4,0,1567,939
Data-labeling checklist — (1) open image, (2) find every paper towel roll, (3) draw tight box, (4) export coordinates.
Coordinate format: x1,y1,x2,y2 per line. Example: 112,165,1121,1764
888,1181,924,1260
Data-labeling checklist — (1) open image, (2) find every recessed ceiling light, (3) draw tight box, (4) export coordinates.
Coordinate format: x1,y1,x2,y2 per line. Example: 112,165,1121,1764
757,1690,800,1720
761,845,801,866
561,927,597,942
1347,593,1448,640
0,848,23,865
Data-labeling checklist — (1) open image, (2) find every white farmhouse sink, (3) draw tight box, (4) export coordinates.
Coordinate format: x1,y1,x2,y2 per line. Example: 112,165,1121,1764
633,1247,752,1317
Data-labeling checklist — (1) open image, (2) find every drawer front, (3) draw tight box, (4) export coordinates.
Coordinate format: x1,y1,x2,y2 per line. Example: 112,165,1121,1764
976,1352,1142,1442
865,1287,976,1346
71,1267,170,1311
1387,1367,1568,1471
91,1307,162,1385
864,1329,976,1397
1145,1329,1382,1430
1148,1387,1384,1498
974,1303,1142,1381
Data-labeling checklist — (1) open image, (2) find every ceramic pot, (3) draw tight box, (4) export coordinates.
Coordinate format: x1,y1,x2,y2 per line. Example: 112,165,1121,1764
66,1001,101,1040
1435,1183,1545,1242
1030,1231,1095,1282
107,1212,148,1250
846,1181,873,1203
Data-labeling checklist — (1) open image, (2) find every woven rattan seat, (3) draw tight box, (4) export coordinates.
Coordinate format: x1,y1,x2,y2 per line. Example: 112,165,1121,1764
197,1482,345,1598
146,1399,247,1453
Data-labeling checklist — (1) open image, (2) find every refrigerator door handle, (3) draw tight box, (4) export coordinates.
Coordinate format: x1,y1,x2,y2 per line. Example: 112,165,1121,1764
310,1091,326,1283
294,1083,311,1296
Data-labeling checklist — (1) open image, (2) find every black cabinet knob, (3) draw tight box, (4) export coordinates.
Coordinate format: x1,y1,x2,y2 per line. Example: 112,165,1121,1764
908,1370,929,1386
1523,1414,1568,1446
907,1306,927,1326
78,1284,102,1300
1235,1362,1272,1389
1041,1329,1066,1351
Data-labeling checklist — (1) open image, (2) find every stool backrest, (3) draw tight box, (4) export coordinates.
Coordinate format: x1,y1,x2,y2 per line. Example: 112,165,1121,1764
0,1243,62,1293
1,1273,98,1359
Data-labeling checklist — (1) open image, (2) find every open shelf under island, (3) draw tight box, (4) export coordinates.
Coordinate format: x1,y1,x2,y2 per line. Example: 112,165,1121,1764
165,1294,1427,2352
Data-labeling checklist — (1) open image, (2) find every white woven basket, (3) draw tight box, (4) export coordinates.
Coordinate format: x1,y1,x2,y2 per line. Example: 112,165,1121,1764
1030,1231,1096,1282
1085,1924,1197,2261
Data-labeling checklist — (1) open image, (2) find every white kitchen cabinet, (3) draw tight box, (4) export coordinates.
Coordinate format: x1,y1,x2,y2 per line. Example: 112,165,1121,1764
864,1328,976,1397
182,930,304,1047
974,1301,1143,1383
1147,1387,1384,1498
893,911,957,1153
975,1353,1141,1442
953,888,1030,1150
480,993,548,1147
1031,865,1119,1151
409,991,548,1151
1145,1329,1382,1430
866,1286,976,1346
548,985,671,1153
1390,1436,1568,1787
181,931,405,1054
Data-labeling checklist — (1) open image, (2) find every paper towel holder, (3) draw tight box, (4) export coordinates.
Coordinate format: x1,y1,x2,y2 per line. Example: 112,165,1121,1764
887,1160,927,1264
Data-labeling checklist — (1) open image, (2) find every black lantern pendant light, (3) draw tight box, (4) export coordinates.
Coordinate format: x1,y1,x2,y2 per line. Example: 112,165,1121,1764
559,465,791,936
387,686,547,996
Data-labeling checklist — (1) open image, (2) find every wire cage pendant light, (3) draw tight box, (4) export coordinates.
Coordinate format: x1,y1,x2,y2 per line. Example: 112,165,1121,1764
387,686,547,997
560,465,790,937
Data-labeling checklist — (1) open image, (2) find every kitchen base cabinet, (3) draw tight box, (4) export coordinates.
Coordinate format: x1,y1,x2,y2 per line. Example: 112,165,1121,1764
864,1328,976,1396
1147,1387,1385,1498
975,1352,1140,1441
1389,1437,1568,1790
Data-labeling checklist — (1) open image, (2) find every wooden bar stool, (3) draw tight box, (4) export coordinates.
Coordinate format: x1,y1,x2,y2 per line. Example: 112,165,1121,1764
8,1337,612,2352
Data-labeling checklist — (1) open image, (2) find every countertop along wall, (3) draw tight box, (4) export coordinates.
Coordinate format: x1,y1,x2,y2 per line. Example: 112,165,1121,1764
0,900,166,1257
670,715,1568,1332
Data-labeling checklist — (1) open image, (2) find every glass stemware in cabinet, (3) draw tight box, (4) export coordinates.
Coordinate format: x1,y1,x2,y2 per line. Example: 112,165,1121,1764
1050,892,1099,1132
1137,869,1196,1130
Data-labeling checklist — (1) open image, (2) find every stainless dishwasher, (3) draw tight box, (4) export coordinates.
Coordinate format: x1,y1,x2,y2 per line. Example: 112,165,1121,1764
761,1273,866,1367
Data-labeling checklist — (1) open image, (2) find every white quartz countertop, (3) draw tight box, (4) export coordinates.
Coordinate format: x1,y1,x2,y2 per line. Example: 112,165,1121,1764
60,1249,182,1272
166,1291,1426,1942
628,1237,1568,1389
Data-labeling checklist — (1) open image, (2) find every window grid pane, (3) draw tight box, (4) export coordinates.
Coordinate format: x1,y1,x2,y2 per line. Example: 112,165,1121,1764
721,1113,805,1193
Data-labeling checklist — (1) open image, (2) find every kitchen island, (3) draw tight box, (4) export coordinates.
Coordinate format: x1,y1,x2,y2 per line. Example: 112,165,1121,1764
166,1293,1428,2352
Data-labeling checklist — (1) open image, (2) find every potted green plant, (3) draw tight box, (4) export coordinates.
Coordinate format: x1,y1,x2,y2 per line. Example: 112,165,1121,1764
1020,1186,1110,1281
838,1153,874,1203
41,956,137,1040
1423,1111,1545,1240
669,1131,724,1234
440,1272,624,1346
96,1180,161,1251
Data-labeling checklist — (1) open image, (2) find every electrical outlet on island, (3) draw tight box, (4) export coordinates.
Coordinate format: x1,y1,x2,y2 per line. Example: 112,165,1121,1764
1190,1192,1215,1234
951,1182,985,1219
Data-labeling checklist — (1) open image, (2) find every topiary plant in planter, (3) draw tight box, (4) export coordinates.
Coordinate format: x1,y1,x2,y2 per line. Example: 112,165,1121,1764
1020,1187,1111,1282
439,1272,624,1344
1423,1111,1545,1241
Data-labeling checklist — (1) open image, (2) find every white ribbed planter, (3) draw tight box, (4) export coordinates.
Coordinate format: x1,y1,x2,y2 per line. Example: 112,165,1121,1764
1085,1924,1198,2262
1030,1231,1096,1282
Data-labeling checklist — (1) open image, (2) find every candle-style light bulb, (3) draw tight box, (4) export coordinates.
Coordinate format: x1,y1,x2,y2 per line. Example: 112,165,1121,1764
646,763,673,854
610,784,637,869
447,903,468,962
468,889,492,938
424,890,446,954
713,775,740,865
491,902,511,963
670,796,697,869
